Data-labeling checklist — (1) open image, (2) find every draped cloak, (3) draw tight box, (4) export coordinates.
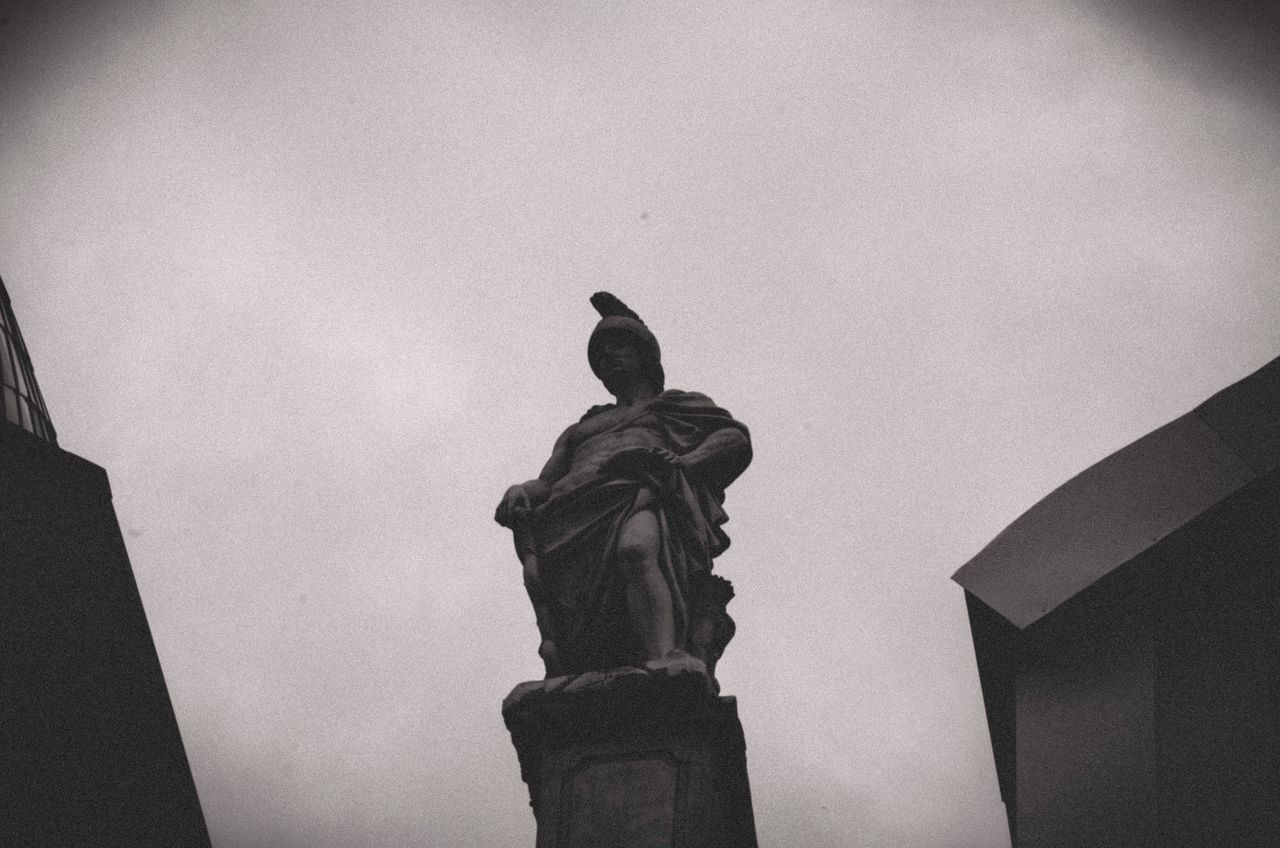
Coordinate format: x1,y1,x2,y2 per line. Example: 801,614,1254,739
527,390,750,674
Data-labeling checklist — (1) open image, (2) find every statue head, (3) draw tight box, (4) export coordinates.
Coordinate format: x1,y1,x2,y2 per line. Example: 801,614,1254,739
588,292,665,393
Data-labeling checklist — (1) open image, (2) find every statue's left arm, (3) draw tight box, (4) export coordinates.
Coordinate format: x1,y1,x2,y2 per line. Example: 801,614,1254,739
612,391,751,495
667,427,751,490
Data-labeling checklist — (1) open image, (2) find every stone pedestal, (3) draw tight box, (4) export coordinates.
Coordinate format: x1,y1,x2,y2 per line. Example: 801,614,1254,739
503,667,758,848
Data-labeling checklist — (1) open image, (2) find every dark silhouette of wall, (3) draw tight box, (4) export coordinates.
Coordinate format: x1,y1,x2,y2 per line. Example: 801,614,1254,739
956,356,1280,847
1,424,211,847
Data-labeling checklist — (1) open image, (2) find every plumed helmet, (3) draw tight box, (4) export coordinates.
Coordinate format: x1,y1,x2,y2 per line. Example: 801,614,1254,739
588,292,665,391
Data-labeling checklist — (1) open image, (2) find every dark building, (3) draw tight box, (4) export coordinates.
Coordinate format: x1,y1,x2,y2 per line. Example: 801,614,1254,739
0,279,211,846
954,356,1280,848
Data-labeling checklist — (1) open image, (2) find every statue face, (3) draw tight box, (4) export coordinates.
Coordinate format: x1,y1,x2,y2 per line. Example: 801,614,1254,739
592,334,646,390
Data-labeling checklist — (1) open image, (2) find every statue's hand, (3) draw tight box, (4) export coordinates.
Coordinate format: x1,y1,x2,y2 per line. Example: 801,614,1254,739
600,447,685,486
495,484,533,527
648,447,685,469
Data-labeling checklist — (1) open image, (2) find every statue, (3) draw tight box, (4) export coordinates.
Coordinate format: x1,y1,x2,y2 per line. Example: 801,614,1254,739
495,293,752,688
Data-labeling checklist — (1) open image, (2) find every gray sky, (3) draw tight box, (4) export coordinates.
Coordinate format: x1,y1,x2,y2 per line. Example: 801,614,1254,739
3,2,1279,846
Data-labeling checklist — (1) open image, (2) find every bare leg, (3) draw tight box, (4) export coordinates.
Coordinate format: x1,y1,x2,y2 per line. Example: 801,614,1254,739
514,522,560,677
616,508,675,661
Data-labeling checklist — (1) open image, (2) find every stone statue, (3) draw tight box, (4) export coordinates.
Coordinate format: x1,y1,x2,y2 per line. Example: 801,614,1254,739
495,293,752,688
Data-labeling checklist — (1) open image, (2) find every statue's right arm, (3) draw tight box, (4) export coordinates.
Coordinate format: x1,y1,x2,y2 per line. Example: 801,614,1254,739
494,424,575,527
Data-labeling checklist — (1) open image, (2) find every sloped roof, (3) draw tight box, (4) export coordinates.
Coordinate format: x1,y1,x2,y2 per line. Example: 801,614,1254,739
953,356,1280,630
0,277,56,443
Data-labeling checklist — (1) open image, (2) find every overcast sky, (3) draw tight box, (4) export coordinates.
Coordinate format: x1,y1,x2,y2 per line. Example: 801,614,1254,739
3,2,1279,846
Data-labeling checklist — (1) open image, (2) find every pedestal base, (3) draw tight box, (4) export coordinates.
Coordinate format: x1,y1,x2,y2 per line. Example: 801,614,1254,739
503,667,758,848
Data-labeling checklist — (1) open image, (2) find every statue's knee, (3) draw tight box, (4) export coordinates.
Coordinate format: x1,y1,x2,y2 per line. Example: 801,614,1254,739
616,539,654,576
617,507,660,577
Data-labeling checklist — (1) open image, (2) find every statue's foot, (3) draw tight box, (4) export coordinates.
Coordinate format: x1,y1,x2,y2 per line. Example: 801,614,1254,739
642,649,707,678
